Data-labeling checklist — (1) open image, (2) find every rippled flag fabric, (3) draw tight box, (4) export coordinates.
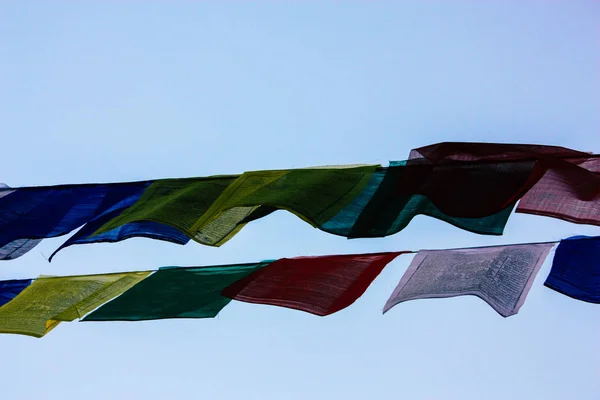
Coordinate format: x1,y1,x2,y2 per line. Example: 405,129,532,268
222,252,404,316
83,262,272,321
0,272,149,337
383,244,554,317
48,193,191,261
90,176,238,244
406,142,597,215
409,142,600,221
544,236,600,303
384,160,537,219
0,185,42,260
94,166,378,247
320,165,518,239
186,166,379,246
0,181,151,259
408,142,591,163
241,168,515,238
516,157,600,226
0,279,32,307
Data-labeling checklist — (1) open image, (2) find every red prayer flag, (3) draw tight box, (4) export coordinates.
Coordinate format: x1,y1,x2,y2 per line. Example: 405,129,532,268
516,157,600,225
408,142,600,220
408,142,591,164
222,252,405,316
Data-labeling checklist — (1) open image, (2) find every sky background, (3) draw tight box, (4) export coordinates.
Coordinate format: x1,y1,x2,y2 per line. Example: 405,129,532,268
0,2,599,399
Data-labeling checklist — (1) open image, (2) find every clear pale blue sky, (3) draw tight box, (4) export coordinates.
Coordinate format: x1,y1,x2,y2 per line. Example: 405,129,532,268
0,2,598,399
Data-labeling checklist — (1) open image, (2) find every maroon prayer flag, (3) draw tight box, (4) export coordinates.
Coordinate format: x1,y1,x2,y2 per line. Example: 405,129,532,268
222,252,405,316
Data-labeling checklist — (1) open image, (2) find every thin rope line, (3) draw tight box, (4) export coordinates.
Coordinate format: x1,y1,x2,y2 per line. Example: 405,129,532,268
17,239,571,281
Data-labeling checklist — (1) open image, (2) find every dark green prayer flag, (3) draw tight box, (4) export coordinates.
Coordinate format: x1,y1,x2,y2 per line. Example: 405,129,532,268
83,262,273,321
320,170,515,237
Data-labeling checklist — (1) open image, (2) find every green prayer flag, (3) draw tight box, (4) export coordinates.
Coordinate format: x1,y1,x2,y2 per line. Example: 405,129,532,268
321,170,514,237
83,262,272,321
93,176,238,239
190,165,378,245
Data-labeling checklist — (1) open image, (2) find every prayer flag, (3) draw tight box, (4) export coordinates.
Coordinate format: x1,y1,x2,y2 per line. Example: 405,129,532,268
383,244,554,317
517,158,600,226
222,252,404,316
83,262,272,321
544,236,600,303
0,272,149,337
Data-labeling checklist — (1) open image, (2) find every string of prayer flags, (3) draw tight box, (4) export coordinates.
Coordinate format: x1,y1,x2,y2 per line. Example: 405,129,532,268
383,243,555,317
0,237,598,338
8,166,380,260
0,142,598,262
544,236,600,303
0,272,149,337
83,262,272,322
222,252,404,316
0,252,404,337
98,165,379,247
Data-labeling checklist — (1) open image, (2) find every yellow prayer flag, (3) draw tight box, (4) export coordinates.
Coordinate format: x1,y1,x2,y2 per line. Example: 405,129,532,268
0,272,150,338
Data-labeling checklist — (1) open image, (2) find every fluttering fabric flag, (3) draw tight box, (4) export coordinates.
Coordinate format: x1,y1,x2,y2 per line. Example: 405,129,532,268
222,252,404,316
321,168,516,238
0,272,149,337
383,160,538,219
0,184,43,260
83,262,272,321
407,142,591,163
516,158,600,226
383,243,554,317
409,142,600,224
0,181,151,259
90,177,239,244
0,279,32,307
49,208,190,261
544,236,600,303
